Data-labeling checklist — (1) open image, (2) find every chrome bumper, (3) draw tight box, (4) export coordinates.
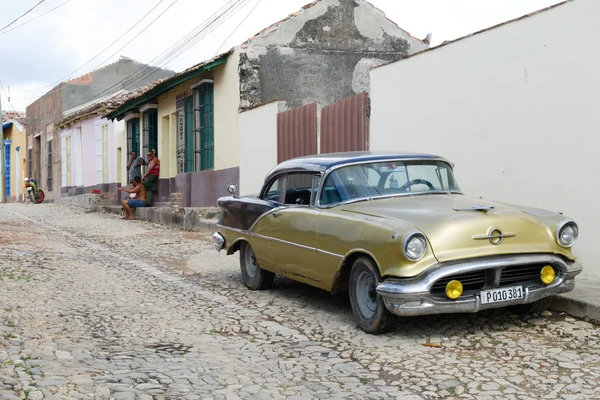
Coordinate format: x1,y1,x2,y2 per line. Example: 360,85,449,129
376,254,583,317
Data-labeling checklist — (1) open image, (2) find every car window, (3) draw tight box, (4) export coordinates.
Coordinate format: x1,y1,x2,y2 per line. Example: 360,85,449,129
263,176,285,203
320,174,344,206
284,173,314,206
321,160,459,203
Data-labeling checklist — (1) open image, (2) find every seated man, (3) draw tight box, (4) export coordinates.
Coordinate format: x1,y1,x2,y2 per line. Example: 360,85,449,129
117,176,147,220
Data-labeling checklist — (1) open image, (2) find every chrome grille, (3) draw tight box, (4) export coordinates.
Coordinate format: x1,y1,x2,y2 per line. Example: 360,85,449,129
500,264,549,286
432,271,486,292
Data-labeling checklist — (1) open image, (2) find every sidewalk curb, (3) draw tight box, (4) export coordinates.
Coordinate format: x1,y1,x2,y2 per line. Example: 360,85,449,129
91,204,219,233
550,295,600,322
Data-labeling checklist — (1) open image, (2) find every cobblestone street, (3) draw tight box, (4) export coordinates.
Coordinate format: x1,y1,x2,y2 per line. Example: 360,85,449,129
0,203,598,400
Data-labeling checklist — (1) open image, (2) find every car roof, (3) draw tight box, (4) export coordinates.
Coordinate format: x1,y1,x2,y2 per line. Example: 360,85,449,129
265,151,451,182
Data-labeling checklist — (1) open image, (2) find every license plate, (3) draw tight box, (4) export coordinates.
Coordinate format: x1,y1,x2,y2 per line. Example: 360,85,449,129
480,285,523,304
26,187,32,191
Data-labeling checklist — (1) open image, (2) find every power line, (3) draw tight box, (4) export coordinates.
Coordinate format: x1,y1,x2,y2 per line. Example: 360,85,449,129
214,0,262,57
21,0,168,94
23,0,246,106
100,0,248,98
0,84,19,113
20,0,249,122
0,0,72,37
0,0,47,32
19,0,152,87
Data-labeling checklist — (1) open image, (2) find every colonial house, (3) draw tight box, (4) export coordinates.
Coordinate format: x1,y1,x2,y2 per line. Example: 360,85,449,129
2,111,27,203
106,0,429,207
55,80,166,197
26,56,175,201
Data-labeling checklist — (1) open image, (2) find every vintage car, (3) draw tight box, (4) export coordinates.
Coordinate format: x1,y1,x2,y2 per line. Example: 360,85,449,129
213,152,582,334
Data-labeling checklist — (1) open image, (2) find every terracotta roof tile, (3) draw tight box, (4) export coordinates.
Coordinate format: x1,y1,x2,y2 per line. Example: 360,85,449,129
2,111,26,127
58,77,169,125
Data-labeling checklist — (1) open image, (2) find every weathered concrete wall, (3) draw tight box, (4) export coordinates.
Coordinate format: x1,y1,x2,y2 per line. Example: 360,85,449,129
26,84,63,199
238,0,427,111
369,0,599,277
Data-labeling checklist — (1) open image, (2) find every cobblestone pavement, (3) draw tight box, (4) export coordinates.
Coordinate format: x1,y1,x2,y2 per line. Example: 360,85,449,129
0,203,599,400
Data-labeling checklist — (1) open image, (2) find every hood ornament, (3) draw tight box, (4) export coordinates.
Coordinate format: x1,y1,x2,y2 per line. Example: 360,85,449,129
473,227,516,245
454,206,495,212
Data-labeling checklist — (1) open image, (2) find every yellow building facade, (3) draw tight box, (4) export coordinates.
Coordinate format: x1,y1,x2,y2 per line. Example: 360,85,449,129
2,114,27,202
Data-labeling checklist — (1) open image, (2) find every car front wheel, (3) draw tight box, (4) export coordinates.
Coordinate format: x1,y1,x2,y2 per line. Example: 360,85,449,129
349,256,397,334
239,242,275,290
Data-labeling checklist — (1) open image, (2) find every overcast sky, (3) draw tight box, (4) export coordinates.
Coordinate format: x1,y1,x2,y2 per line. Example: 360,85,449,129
0,0,561,111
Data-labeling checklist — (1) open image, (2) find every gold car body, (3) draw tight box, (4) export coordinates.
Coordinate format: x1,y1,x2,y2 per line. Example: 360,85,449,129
214,152,582,317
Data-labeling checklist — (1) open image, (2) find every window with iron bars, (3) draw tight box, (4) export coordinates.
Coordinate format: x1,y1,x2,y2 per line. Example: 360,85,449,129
47,139,53,191
28,149,32,180
193,81,214,171
127,118,140,156
142,109,158,156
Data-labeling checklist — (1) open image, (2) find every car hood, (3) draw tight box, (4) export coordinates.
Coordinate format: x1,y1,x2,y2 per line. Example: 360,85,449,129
340,194,562,262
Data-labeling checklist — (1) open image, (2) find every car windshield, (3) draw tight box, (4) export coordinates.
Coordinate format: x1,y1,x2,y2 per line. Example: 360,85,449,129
320,160,461,206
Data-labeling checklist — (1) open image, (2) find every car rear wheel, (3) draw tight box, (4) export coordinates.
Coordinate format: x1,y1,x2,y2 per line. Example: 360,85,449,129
349,256,397,334
509,296,553,315
240,242,275,290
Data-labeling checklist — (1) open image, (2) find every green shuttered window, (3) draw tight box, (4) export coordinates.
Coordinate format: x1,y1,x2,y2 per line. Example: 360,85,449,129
193,81,214,171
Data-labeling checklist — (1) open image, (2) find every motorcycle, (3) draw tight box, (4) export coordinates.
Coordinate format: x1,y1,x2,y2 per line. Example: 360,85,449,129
24,177,45,204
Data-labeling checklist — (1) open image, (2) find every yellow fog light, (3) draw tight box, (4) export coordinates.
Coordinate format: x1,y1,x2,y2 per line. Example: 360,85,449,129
446,280,463,300
541,265,556,285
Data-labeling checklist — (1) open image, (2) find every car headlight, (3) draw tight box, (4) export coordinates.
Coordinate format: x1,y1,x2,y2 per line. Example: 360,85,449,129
402,231,427,261
556,220,578,248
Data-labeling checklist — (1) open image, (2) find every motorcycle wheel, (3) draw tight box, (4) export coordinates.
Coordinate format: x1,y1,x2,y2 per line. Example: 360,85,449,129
35,190,45,203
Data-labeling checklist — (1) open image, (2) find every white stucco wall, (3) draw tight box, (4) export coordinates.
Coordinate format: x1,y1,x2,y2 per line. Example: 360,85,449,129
239,101,281,196
370,0,600,278
214,51,241,171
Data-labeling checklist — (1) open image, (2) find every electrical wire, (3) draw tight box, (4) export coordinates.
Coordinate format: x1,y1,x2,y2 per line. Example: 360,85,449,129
32,0,247,108
0,0,47,32
17,0,245,103
96,0,249,102
0,84,19,113
20,0,249,122
20,0,153,89
213,0,263,57
0,0,72,37
21,0,168,94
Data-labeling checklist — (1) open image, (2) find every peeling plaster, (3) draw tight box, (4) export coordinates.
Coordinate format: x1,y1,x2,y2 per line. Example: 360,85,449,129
248,0,339,47
237,0,427,112
354,1,428,52
352,58,388,94
278,47,295,56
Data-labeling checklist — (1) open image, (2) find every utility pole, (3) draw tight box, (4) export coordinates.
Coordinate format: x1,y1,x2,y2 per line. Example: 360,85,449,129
0,90,5,203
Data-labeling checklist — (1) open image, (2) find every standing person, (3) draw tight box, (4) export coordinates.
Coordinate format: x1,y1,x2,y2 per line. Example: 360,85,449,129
142,149,160,202
126,151,146,184
118,176,147,220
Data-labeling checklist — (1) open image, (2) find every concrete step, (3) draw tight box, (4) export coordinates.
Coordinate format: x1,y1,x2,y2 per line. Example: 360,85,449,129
154,202,177,208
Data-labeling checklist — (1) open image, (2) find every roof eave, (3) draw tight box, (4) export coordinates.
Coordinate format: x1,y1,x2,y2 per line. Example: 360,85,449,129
106,54,230,121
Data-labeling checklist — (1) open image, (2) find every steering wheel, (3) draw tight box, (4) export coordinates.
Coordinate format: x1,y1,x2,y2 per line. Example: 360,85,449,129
398,179,436,192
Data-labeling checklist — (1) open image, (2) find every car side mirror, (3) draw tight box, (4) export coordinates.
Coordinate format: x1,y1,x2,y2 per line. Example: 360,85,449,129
227,184,238,197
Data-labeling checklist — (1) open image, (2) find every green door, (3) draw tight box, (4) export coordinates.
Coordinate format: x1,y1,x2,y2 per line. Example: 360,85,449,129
129,119,140,155
199,83,214,170
184,96,194,173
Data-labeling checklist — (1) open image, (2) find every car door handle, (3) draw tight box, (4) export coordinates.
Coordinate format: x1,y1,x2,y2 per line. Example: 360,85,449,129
272,212,281,217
